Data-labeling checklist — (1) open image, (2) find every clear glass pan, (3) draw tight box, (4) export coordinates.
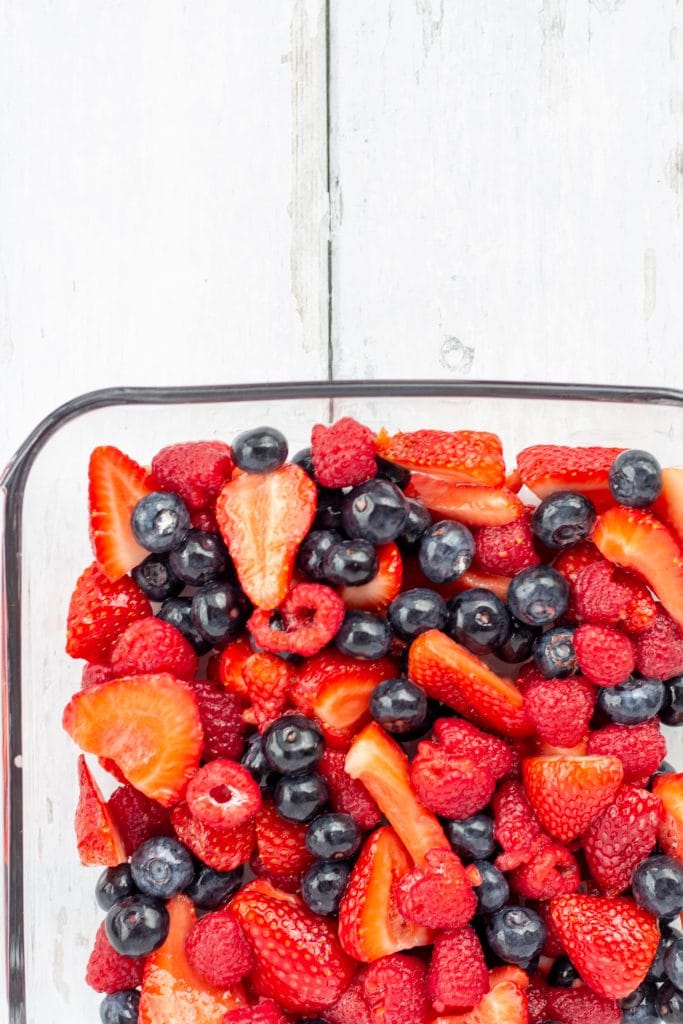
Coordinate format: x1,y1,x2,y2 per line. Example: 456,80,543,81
2,379,683,1023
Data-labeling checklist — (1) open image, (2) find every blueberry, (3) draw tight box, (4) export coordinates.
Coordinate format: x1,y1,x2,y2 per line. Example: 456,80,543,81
314,489,345,532
334,611,393,660
662,676,683,726
547,954,579,988
297,529,343,581
370,678,427,735
131,553,184,602
387,588,448,641
291,447,315,478
485,906,547,965
105,895,169,956
100,989,140,1024
610,449,663,508
655,761,678,778
598,676,665,725
263,714,324,775
240,732,278,792
666,938,683,991
191,581,250,647
375,456,411,489
418,520,475,584
301,860,351,916
472,861,509,915
657,981,683,1021
130,836,195,900
131,491,191,553
232,426,288,473
633,855,683,918
447,588,511,655
299,1020,329,1024
275,772,329,823
507,566,569,627
96,864,137,911
184,865,243,910
157,597,213,654
622,987,661,1024
399,498,433,547
341,479,409,544
531,491,596,549
497,619,537,663
533,626,577,678
169,529,230,586
622,980,659,1010
650,936,669,981
322,540,378,586
445,815,496,861
306,813,362,860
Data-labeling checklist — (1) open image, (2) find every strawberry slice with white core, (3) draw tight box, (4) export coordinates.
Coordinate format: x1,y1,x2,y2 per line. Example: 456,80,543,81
75,755,126,866
406,474,524,527
517,444,624,511
654,466,683,546
340,542,403,611
431,975,528,1023
89,445,157,581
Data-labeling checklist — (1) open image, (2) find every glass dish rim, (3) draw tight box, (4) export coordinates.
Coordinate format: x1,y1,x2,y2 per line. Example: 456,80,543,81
2,377,683,1022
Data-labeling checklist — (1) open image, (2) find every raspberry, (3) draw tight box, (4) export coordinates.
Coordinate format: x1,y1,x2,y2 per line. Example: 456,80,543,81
583,785,662,894
522,675,595,748
587,720,666,783
248,583,345,658
184,909,255,988
171,802,256,871
573,560,657,635
326,974,371,1024
433,718,512,780
538,903,566,957
110,618,198,680
493,780,546,871
526,978,552,1023
107,783,172,857
635,611,683,679
359,954,429,1024
574,624,635,686
151,440,233,510
187,759,261,828
211,636,252,700
242,653,295,731
249,855,304,894
395,848,478,930
85,922,145,993
317,749,382,830
427,927,488,1013
410,741,495,819
510,840,580,899
255,801,314,877
191,680,247,761
546,987,622,1024
553,540,603,584
311,417,377,489
475,512,540,576
223,998,288,1024
81,663,114,689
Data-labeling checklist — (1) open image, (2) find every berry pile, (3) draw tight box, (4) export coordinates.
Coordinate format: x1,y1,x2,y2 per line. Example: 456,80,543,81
63,427,683,1024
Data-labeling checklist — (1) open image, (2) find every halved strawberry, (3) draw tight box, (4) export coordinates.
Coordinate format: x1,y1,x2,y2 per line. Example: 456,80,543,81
216,463,317,610
523,755,623,843
344,722,450,866
292,650,398,749
75,756,126,866
63,673,203,806
592,506,683,630
338,826,432,961
340,542,403,611
653,772,683,864
89,446,157,581
242,653,296,731
406,474,523,527
376,428,505,486
210,636,253,701
439,568,512,603
408,630,532,739
431,974,528,1023
516,444,624,511
139,895,245,1024
65,562,151,662
230,880,356,1013
655,466,683,544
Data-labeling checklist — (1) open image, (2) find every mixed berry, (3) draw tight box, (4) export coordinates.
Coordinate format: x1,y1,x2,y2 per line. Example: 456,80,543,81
62,421,683,1024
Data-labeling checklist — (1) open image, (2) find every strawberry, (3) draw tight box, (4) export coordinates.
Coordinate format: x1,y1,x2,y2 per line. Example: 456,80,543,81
88,445,157,581
318,749,382,829
553,540,603,584
139,895,245,1023
241,653,296,731
653,772,683,864
211,636,253,700
223,999,287,1024
327,954,429,1024
445,568,512,602
431,974,528,1023
63,673,203,806
522,755,623,843
592,506,683,630
171,802,256,871
654,465,683,544
549,893,660,999
376,428,505,486
344,722,450,866
545,987,621,1024
292,650,398,749
338,826,432,961
254,800,314,878
516,444,624,510
151,440,233,510
216,463,317,610
74,756,126,867
340,542,403,611
65,562,151,662
230,880,355,1013
408,630,532,739
583,785,662,894
427,927,489,1013
406,474,523,527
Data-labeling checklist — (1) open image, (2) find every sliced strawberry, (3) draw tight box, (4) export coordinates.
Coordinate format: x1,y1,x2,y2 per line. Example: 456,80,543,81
583,785,662,894
230,880,356,1013
216,463,316,610
431,975,528,1023
88,446,157,581
376,428,505,486
655,466,683,544
441,568,512,603
340,542,403,611
516,444,624,511
344,722,450,866
592,506,683,630
65,562,151,662
63,673,203,806
210,636,253,701
74,756,126,866
406,474,523,527
171,803,256,871
408,630,532,739
292,650,398,749
523,755,623,843
338,826,432,961
318,749,382,830
139,895,245,1024
242,653,296,731
653,772,683,864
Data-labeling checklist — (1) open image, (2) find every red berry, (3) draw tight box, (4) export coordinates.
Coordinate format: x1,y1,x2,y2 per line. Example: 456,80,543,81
184,908,255,988
634,610,683,679
427,927,488,1013
311,417,378,489
211,636,252,701
377,428,505,486
85,922,145,994
110,617,198,680
360,953,429,1024
66,562,151,662
574,624,635,686
510,840,580,900
191,679,247,761
326,974,372,1024
88,445,157,582
523,755,623,843
587,719,667,784
493,780,547,871
186,758,261,828
254,800,314,878
151,440,233,510
75,756,126,867
433,718,512,780
546,987,622,1024
107,783,172,858
248,583,345,658
410,740,496,819
516,444,623,509
223,1000,288,1024
526,977,552,1023
171,802,256,871
395,848,478,931
317,749,382,830
522,675,596,748
583,785,662,894
81,663,115,689
241,653,295,731
475,512,540,576
573,560,657,635
553,540,603,585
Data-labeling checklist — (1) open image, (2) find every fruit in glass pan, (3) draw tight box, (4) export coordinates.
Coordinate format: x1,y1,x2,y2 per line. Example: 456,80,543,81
62,427,683,1023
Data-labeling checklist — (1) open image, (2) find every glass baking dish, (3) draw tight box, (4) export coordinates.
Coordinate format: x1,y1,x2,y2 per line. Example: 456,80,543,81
2,379,683,1024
